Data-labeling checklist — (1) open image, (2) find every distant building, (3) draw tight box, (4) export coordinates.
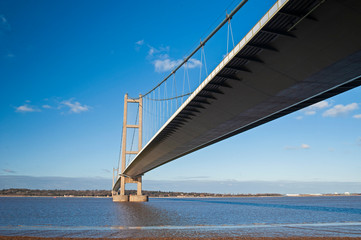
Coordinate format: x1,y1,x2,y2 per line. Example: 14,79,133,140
286,194,300,197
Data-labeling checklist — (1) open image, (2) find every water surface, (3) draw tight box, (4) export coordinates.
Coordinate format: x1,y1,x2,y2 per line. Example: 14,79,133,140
1,196,361,238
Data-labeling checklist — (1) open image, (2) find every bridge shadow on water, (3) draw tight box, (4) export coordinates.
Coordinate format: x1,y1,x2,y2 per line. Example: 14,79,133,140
168,197,361,215
113,202,180,226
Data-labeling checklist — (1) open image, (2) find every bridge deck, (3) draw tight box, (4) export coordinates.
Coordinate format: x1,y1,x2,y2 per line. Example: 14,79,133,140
114,0,361,189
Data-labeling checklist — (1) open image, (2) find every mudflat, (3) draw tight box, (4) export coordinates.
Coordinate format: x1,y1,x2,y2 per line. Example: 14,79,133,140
1,237,361,240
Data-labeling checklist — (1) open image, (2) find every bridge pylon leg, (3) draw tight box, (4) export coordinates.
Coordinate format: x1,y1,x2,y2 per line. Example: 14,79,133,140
112,93,148,202
129,176,148,202
114,176,129,202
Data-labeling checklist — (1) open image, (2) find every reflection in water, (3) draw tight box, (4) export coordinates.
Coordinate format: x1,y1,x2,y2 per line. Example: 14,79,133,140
113,201,179,227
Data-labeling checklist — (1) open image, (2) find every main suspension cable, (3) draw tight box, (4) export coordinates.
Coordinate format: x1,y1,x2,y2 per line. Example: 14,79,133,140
129,0,248,100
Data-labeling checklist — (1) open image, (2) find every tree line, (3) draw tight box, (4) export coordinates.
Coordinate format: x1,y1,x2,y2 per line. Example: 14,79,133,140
0,188,284,197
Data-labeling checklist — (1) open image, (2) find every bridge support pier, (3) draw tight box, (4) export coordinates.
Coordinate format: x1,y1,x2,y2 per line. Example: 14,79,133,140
129,176,148,202
112,175,148,202
112,94,148,202
112,193,129,202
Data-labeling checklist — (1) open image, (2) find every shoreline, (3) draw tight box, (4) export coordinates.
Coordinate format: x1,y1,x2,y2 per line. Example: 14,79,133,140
0,195,111,198
0,194,359,199
1,236,361,240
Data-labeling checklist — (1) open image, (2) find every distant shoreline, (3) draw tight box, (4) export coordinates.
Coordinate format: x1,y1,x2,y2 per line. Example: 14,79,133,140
1,188,360,199
1,194,359,199
1,236,361,240
0,195,111,198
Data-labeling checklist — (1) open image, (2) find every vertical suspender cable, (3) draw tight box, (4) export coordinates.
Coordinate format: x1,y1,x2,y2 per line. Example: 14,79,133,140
202,46,208,77
132,0,248,100
229,18,235,48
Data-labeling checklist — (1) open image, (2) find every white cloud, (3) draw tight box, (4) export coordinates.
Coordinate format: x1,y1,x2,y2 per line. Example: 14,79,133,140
3,169,16,174
312,100,330,109
186,59,202,69
147,45,169,58
285,143,310,150
141,42,201,73
295,116,303,120
15,99,90,114
353,114,361,119
305,110,316,115
323,103,358,117
0,14,11,31
135,40,145,51
301,144,310,149
148,47,155,56
5,53,15,58
153,58,201,72
303,100,330,115
153,58,183,72
15,104,39,113
61,99,90,113
135,40,144,46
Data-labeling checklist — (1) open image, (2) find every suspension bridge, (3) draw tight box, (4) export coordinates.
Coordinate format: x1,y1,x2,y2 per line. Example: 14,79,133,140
112,0,361,202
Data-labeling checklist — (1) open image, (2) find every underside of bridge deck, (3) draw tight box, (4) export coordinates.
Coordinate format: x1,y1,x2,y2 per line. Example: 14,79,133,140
115,0,361,186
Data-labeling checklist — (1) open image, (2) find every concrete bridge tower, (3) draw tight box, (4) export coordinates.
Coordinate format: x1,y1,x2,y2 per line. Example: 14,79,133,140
112,94,148,202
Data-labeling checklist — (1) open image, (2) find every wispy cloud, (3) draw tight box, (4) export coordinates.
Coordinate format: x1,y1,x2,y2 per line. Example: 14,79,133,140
153,58,183,72
323,103,358,117
285,143,311,150
5,53,15,58
137,40,201,72
302,100,330,116
174,176,210,180
186,59,202,69
153,57,202,72
61,99,90,113
15,104,40,113
299,101,361,119
301,144,310,149
147,45,169,58
3,169,16,174
15,98,90,114
1,15,14,59
0,14,11,32
135,40,144,46
135,40,145,51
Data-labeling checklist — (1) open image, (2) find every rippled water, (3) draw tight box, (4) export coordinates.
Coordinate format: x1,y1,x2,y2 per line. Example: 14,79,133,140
1,196,361,238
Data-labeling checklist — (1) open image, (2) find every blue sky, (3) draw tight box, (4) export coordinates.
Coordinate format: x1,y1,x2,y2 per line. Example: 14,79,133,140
1,0,360,193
